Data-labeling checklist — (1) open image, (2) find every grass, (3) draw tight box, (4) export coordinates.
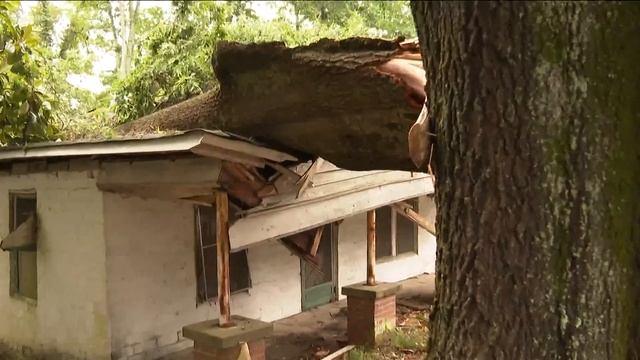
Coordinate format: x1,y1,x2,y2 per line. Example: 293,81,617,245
347,307,429,360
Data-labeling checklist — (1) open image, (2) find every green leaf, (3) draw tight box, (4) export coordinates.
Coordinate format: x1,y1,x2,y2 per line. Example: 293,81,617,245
19,101,29,115
7,50,22,65
0,59,10,74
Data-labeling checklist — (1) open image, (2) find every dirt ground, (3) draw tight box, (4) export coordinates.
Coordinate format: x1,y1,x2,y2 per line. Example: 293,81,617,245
268,274,434,360
162,274,435,360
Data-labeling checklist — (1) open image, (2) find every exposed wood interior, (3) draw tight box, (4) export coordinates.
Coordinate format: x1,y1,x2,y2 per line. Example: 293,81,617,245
366,210,376,286
309,226,324,257
391,201,436,236
297,158,324,198
215,191,232,327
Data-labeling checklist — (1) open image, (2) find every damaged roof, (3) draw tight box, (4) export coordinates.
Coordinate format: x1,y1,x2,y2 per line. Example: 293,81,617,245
0,129,297,166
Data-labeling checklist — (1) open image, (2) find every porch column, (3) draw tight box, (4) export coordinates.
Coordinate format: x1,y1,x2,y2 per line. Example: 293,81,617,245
215,191,232,327
341,208,401,346
366,210,376,286
183,190,272,360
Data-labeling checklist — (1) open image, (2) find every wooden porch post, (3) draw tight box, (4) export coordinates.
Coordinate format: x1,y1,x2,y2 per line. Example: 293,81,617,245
215,191,232,327
366,210,376,286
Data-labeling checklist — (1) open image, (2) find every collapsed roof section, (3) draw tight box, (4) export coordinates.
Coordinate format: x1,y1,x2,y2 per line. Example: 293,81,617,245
119,38,426,171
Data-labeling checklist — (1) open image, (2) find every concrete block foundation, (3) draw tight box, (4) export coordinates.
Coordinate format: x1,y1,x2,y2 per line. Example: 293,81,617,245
342,282,401,346
183,316,272,360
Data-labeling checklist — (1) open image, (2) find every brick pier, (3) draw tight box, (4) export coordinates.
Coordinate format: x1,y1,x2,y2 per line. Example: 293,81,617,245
342,282,401,346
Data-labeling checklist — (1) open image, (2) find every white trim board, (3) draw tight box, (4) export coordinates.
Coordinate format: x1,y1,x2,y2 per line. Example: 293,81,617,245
229,176,434,250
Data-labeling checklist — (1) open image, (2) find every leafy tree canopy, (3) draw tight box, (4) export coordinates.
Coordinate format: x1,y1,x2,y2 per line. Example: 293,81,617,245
1,0,416,141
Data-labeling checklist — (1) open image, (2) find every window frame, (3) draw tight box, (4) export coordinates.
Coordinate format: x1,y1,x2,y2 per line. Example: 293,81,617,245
8,191,38,301
375,198,419,262
194,205,251,304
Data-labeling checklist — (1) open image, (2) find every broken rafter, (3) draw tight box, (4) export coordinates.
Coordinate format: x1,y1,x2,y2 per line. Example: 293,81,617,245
391,201,436,236
297,158,324,198
309,226,324,257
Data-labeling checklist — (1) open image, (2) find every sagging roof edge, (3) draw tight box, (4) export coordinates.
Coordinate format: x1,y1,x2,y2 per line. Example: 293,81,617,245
0,129,297,164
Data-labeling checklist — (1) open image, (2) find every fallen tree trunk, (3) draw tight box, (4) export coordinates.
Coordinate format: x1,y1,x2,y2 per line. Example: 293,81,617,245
119,38,425,171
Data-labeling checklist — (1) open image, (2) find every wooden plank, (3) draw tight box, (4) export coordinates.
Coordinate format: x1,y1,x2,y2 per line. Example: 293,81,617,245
216,191,232,327
391,202,436,236
218,169,261,207
229,176,433,250
297,158,325,198
366,210,376,286
191,143,266,167
201,132,298,163
309,226,324,257
310,169,386,187
321,345,356,360
299,171,428,201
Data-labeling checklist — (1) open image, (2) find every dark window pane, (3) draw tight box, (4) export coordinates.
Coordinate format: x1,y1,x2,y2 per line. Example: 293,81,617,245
230,250,251,292
375,207,392,259
197,206,216,246
396,198,418,255
10,194,37,300
18,251,37,299
195,206,251,303
13,196,36,230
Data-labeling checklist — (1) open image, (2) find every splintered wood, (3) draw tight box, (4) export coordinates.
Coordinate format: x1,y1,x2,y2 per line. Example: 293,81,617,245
215,191,232,327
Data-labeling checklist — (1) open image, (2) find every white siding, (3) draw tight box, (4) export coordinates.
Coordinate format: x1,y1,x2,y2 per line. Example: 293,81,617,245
0,169,111,360
337,196,436,298
103,194,302,360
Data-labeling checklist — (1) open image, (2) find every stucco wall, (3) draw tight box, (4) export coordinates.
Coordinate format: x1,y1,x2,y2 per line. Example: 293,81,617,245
102,192,435,359
103,194,301,360
337,196,437,298
0,169,111,360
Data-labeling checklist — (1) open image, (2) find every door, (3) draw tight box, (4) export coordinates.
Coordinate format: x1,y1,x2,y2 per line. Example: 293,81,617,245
301,223,337,310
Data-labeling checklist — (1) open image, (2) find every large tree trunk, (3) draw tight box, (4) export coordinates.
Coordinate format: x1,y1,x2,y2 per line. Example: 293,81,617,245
412,2,640,359
119,38,425,170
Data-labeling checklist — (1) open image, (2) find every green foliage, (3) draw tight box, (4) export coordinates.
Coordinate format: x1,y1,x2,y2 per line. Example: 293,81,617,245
0,1,55,144
0,0,417,141
112,1,227,123
112,0,416,123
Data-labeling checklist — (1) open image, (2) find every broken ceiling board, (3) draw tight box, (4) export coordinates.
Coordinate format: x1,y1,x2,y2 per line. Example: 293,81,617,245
310,169,387,187
229,176,433,250
250,171,430,212
221,162,266,191
296,158,324,198
200,132,297,163
298,171,429,201
191,144,266,168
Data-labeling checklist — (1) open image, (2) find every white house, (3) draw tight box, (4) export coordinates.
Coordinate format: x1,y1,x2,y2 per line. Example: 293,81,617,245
0,129,435,360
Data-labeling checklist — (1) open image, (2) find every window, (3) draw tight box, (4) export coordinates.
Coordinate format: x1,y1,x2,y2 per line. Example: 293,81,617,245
375,198,418,260
195,206,251,303
9,192,38,300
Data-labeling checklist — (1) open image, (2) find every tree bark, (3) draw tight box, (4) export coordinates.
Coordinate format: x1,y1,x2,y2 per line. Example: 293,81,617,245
118,38,425,171
412,2,640,359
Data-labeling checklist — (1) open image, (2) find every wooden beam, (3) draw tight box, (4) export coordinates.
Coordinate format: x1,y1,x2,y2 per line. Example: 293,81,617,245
366,210,376,286
215,191,233,327
309,226,324,257
391,202,436,236
297,158,324,198
229,176,433,250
